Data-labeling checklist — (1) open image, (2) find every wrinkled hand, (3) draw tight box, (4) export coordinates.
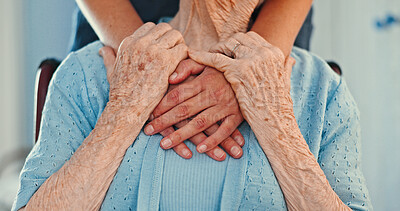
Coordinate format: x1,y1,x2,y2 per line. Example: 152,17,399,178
189,31,296,122
144,59,245,160
100,22,187,118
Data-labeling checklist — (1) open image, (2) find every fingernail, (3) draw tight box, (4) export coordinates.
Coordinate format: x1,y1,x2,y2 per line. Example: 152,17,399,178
149,114,154,121
231,146,241,157
161,138,172,148
234,136,244,146
214,148,225,159
144,125,154,135
198,145,207,153
182,149,191,157
169,72,178,80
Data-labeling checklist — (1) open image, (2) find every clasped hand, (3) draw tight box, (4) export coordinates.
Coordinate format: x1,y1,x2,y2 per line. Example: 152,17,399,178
100,23,245,161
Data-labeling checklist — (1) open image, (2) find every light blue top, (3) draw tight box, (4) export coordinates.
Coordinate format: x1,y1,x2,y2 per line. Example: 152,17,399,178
13,41,372,211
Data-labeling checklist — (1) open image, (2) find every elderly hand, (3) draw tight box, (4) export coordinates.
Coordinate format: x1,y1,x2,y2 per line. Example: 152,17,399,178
189,32,354,211
100,22,188,118
189,32,296,123
144,59,244,160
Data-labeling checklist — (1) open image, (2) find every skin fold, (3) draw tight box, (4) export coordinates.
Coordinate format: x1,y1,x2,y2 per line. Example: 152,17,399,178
189,31,351,210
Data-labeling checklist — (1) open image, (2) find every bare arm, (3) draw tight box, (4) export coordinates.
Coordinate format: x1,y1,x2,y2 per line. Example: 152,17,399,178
20,23,187,210
22,104,149,210
251,0,313,57
189,32,351,210
76,0,143,51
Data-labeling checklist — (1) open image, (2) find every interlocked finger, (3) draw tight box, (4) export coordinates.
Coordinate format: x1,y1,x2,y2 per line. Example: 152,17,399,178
174,119,227,161
145,91,215,135
151,79,203,118
159,105,230,150
197,114,243,155
204,123,244,158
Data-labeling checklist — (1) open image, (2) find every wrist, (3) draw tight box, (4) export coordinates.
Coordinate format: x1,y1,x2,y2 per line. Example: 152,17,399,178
102,100,152,126
245,104,301,146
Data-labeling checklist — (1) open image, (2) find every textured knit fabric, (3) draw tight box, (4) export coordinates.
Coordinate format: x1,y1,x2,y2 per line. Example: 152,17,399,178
13,41,372,211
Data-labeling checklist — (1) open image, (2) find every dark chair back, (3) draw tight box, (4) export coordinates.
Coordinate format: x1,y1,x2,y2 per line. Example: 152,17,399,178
34,59,60,143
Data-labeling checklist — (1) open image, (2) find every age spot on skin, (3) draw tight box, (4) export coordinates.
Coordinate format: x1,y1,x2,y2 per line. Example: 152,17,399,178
138,63,146,71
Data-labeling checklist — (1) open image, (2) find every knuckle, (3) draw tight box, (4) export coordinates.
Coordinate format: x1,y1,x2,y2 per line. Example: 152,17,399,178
144,22,156,27
152,117,163,128
171,29,183,39
194,117,207,129
201,70,219,83
147,44,158,53
167,89,181,104
177,104,190,117
233,32,245,39
157,22,172,30
246,31,257,37
172,132,182,143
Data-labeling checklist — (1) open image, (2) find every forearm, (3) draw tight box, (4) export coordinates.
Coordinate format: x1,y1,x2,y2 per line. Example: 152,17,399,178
24,103,151,210
76,0,143,51
251,0,313,57
245,109,350,211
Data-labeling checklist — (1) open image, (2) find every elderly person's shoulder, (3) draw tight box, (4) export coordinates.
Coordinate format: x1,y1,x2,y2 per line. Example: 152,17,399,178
289,47,361,156
290,46,342,96
51,41,109,119
60,40,106,79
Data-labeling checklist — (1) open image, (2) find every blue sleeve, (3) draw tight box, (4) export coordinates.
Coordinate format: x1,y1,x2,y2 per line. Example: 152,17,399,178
12,53,97,211
318,79,373,210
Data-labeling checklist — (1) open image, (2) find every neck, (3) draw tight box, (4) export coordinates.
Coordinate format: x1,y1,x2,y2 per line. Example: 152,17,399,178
169,0,260,51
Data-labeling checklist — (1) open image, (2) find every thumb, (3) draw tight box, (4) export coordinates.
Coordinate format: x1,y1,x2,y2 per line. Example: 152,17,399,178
188,49,234,73
169,59,205,84
99,46,116,81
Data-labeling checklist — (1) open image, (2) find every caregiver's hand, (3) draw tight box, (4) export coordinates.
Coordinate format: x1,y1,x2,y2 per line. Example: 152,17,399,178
189,31,295,122
145,59,244,160
104,22,188,115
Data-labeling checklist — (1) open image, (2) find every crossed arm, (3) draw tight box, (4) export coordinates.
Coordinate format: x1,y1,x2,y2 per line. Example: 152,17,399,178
19,23,187,211
16,22,371,210
77,0,313,160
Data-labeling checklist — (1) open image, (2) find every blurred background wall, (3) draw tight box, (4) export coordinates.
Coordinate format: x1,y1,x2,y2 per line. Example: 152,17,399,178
0,0,399,210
